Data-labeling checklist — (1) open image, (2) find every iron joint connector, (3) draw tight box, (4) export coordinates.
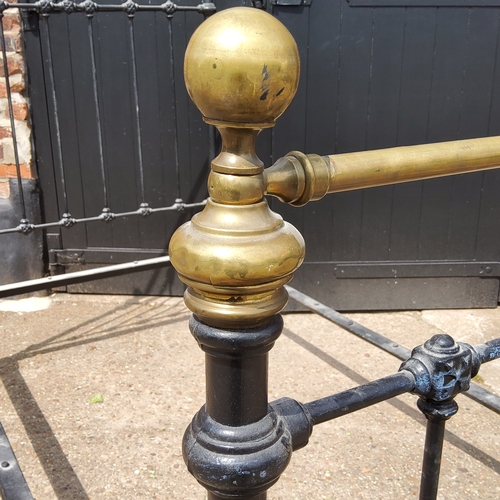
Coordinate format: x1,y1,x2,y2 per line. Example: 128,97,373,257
400,334,480,420
60,213,76,228
18,219,35,235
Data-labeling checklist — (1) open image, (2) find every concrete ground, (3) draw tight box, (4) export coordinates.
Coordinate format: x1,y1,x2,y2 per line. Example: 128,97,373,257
0,292,499,499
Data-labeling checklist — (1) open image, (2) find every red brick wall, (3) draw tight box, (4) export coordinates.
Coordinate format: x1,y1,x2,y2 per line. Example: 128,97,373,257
0,5,32,198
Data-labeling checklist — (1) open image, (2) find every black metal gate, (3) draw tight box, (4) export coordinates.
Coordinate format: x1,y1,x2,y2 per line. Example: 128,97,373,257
21,0,215,295
265,0,500,310
12,0,500,307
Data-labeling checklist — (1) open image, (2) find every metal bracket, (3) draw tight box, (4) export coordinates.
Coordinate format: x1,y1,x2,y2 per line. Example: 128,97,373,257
333,261,500,279
270,0,312,6
348,0,500,6
250,0,267,7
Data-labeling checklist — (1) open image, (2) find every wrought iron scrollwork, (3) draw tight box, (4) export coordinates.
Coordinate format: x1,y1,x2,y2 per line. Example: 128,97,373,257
2,0,216,16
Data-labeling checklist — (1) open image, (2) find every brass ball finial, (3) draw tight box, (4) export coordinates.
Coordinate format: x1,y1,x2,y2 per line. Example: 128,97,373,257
170,7,305,328
184,7,300,128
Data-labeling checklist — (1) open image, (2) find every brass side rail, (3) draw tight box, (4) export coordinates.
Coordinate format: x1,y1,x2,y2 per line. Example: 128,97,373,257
266,136,500,206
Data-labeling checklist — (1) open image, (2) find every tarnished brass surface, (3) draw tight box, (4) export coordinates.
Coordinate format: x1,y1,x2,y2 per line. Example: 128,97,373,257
265,151,332,206
184,7,300,128
169,7,303,328
266,136,500,206
169,198,304,327
326,136,500,193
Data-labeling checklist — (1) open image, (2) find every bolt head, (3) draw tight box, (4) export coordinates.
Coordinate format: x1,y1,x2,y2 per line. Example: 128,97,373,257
424,334,458,354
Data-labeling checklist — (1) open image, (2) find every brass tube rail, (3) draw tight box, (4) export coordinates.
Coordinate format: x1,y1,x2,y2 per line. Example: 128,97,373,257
325,136,500,191
266,136,500,206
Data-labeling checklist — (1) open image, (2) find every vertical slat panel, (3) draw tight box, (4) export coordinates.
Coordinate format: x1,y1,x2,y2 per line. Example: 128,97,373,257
427,8,470,142
67,14,113,248
176,10,209,206
271,6,311,238
174,10,196,203
458,8,500,139
418,177,453,260
331,191,363,261
64,16,105,248
301,0,341,262
418,8,470,260
389,7,437,261
49,15,86,224
254,0,274,166
475,170,500,261
304,1,339,156
446,173,483,260
154,12,191,249
330,3,373,262
388,182,422,260
489,18,500,136
271,6,309,154
475,7,500,265
94,12,140,249
365,8,405,150
335,5,373,153
396,7,437,146
39,16,71,220
133,11,170,250
87,0,133,250
444,9,500,260
22,13,60,226
359,186,394,261
360,7,405,261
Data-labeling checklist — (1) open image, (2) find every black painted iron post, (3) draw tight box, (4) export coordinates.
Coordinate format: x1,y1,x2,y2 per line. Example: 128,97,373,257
400,334,481,500
168,7,304,499
184,316,293,500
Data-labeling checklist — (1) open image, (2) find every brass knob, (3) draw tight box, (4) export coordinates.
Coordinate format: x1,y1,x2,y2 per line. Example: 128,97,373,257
169,7,304,328
184,6,300,128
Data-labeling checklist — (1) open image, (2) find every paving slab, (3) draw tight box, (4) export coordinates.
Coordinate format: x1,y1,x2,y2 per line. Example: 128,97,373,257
0,293,499,499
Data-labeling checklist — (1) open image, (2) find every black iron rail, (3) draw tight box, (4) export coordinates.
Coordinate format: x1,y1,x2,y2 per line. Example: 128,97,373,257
285,285,500,414
0,199,207,235
419,417,446,500
86,13,110,209
2,1,216,16
304,371,416,425
271,331,500,500
0,422,33,500
0,255,171,297
0,14,26,222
